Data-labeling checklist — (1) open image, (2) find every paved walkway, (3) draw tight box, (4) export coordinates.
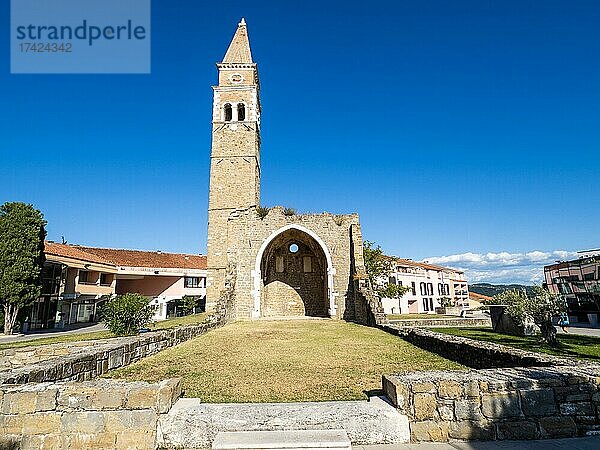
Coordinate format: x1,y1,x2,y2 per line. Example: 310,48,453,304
0,322,107,343
356,436,600,449
557,324,600,337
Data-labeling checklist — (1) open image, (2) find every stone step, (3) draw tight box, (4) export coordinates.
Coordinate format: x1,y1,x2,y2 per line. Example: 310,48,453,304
157,396,409,448
212,430,351,450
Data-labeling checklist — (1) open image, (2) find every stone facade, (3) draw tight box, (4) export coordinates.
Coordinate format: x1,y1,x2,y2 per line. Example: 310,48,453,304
206,19,261,309
0,378,181,450
206,20,381,323
222,207,373,321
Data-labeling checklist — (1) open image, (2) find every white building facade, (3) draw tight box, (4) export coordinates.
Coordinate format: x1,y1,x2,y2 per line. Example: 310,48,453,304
379,259,469,315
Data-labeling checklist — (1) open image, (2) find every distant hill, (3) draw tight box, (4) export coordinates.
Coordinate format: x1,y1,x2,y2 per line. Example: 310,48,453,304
469,283,534,298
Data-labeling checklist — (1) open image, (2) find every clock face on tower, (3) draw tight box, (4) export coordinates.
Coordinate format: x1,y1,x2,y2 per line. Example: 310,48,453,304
230,73,243,83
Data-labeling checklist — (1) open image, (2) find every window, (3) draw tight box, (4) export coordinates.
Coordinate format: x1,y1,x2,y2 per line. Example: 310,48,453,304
100,273,111,286
423,298,431,311
78,270,90,284
438,283,450,295
237,103,246,121
303,256,312,273
420,282,426,296
276,256,284,273
224,103,232,122
411,282,416,295
427,283,434,296
289,243,299,253
184,277,201,288
389,276,397,285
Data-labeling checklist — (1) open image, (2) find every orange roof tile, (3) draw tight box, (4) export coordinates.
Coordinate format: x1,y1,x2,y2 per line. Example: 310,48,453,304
393,258,464,274
44,242,206,270
45,242,112,265
469,292,493,301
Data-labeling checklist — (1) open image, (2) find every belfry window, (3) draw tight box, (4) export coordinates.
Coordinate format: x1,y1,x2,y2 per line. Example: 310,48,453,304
224,103,232,122
237,103,246,121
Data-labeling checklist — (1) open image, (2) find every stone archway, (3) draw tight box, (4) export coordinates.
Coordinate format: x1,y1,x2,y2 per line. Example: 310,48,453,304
252,225,335,319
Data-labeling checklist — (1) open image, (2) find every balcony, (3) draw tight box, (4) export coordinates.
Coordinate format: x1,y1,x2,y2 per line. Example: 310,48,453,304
572,281,600,294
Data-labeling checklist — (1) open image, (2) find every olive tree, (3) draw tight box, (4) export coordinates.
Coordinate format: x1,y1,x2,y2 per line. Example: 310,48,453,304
363,240,391,284
0,202,47,335
494,286,567,346
363,240,410,299
101,293,156,336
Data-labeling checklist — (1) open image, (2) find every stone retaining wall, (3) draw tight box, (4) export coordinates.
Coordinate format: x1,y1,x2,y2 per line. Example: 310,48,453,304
380,325,600,442
383,326,567,369
383,365,600,442
0,378,181,450
389,318,491,328
1,319,223,385
1,341,99,372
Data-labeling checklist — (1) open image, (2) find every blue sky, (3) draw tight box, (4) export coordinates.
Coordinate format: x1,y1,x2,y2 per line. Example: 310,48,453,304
1,1,599,284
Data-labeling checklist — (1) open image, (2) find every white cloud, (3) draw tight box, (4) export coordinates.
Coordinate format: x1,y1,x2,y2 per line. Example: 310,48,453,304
422,250,579,284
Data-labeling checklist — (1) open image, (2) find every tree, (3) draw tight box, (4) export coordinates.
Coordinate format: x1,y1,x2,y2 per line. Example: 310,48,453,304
363,240,391,285
377,283,410,300
363,240,410,302
101,293,156,336
494,286,567,346
181,295,198,314
0,202,46,335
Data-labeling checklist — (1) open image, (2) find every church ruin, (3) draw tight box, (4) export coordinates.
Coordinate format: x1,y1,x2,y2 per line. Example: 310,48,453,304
206,19,382,323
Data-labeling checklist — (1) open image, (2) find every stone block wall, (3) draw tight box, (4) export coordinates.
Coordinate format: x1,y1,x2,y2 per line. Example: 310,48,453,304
383,365,600,442
384,326,562,369
1,341,96,372
0,378,181,450
1,320,223,385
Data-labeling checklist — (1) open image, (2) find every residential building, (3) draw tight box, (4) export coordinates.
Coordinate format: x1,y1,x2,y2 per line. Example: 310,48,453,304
544,249,600,323
468,291,492,310
26,242,207,331
379,259,469,315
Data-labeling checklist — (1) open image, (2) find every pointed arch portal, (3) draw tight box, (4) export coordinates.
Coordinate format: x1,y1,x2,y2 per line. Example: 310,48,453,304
252,225,336,319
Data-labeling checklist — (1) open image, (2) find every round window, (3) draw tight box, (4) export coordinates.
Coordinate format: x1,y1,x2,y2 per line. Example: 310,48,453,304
230,73,243,83
289,243,299,253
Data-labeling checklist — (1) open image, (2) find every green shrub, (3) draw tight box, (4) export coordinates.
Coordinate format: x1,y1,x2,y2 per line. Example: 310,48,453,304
101,293,156,336
439,297,454,308
283,207,297,216
256,206,270,219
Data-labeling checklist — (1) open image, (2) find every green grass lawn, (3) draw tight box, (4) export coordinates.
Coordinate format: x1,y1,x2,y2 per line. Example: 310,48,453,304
0,313,207,350
387,313,453,320
434,327,600,361
106,320,465,403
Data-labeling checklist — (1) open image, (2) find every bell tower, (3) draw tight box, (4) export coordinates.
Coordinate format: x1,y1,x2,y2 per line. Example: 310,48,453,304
206,18,261,308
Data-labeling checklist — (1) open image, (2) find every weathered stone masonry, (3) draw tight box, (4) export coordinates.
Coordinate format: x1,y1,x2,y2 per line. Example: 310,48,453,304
223,206,375,322
1,320,223,385
381,326,600,442
205,20,383,324
0,378,181,450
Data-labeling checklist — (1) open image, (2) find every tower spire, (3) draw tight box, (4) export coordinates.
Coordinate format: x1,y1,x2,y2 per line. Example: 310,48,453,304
222,18,253,63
